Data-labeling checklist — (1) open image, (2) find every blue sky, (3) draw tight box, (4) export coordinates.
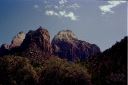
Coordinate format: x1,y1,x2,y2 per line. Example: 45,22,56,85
0,0,127,51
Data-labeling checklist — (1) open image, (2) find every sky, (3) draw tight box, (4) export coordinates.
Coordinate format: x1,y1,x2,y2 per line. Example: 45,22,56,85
0,0,127,51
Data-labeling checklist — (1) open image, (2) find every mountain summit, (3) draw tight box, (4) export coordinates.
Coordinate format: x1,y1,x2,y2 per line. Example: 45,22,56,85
0,32,25,56
10,32,25,48
52,30,100,61
20,27,53,61
53,30,78,41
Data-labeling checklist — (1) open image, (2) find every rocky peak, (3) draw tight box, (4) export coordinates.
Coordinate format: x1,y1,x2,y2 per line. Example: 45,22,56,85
0,32,25,56
53,30,78,42
20,27,52,61
52,30,100,61
1,44,10,50
0,44,10,56
10,31,25,48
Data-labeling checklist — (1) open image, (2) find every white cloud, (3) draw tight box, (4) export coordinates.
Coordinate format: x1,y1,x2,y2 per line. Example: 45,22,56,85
67,3,80,9
59,11,78,21
57,1,80,10
45,10,59,16
59,0,67,5
45,10,78,21
44,0,79,21
99,1,126,14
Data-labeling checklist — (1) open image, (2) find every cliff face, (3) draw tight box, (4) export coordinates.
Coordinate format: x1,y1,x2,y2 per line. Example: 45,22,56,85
20,27,52,61
0,32,25,56
52,30,100,61
10,32,25,48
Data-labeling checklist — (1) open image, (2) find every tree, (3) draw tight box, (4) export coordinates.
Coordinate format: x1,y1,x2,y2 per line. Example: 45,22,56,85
0,55,37,85
39,57,92,85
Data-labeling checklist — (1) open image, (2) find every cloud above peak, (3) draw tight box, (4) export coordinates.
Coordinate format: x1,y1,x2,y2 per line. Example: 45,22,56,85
44,0,79,21
45,10,78,21
99,1,126,14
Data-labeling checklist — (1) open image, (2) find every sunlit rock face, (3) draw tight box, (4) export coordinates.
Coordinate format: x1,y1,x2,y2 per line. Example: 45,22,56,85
20,27,53,61
0,32,25,56
52,30,100,61
53,30,78,41
10,32,25,48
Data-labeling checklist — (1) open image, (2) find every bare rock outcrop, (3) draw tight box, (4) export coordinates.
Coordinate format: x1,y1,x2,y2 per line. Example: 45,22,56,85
20,27,52,61
10,32,25,48
52,30,100,61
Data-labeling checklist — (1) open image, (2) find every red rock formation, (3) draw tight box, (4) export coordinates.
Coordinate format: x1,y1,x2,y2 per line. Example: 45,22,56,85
10,32,25,48
52,30,100,61
20,27,52,61
0,32,25,56
0,27,100,62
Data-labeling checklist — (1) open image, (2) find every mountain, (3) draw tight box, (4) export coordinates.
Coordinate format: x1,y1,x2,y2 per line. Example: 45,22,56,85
0,32,25,56
52,30,100,61
89,37,127,85
0,44,10,56
10,31,25,48
0,28,100,62
20,27,53,61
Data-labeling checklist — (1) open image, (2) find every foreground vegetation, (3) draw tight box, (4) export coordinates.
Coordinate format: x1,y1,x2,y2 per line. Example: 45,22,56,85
0,55,92,85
